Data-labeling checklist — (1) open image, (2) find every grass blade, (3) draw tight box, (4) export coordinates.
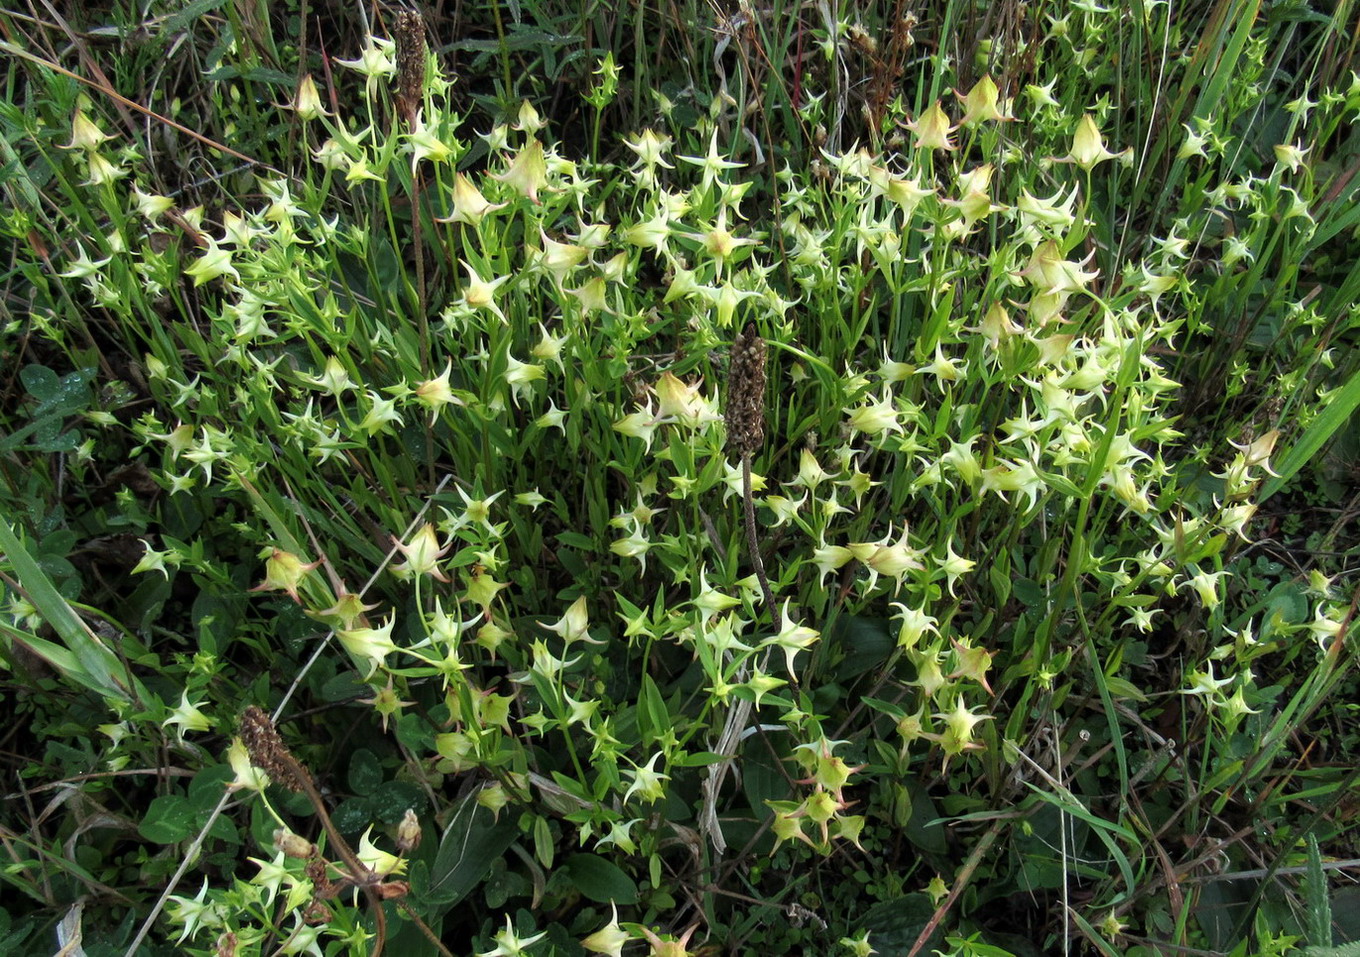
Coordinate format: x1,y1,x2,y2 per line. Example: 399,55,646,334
0,518,136,704
1259,365,1360,502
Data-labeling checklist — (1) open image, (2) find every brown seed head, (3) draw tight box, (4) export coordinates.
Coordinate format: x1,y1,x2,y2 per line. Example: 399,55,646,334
725,322,767,457
239,706,309,793
394,10,427,127
306,857,340,902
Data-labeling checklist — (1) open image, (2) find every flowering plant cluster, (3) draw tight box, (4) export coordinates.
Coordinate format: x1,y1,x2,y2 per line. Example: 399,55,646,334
2,1,1358,955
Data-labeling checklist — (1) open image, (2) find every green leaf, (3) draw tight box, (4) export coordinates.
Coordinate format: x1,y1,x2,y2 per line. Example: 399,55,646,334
1306,834,1332,947
858,896,945,952
396,712,435,753
1020,783,1136,896
563,853,639,904
670,750,726,767
138,794,196,844
1012,578,1044,609
1261,366,1360,502
427,800,518,909
370,781,426,825
832,615,893,680
160,0,230,36
637,674,668,748
188,765,234,811
20,364,92,413
233,66,295,87
320,672,369,702
348,748,383,796
942,937,1026,957
862,696,907,721
742,734,790,818
1302,946,1360,957
1067,909,1124,957
902,781,948,855
0,520,139,703
1101,676,1148,703
988,553,1012,607
532,814,553,869
1265,581,1309,626
555,531,596,551
331,797,373,835
0,366,92,452
1332,885,1360,944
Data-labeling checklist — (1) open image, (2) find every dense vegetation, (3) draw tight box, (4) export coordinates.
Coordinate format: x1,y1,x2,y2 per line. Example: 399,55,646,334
2,0,1360,954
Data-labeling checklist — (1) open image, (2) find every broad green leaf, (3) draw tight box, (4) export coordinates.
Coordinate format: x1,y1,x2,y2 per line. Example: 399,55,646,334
348,748,382,796
427,801,518,908
742,735,790,819
1101,675,1149,703
832,615,894,679
563,852,639,904
188,766,234,811
903,781,948,855
138,794,196,844
370,781,426,824
330,798,373,835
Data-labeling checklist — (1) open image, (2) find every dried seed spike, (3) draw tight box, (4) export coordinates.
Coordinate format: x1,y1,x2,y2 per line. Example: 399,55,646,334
725,322,768,457
239,706,310,793
305,857,339,905
394,10,427,127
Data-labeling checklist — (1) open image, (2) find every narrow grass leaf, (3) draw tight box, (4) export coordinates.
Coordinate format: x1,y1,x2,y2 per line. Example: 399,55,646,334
1259,366,1360,502
0,519,135,703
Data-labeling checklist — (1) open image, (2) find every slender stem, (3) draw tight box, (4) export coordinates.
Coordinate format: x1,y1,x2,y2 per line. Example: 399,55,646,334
906,820,1005,957
264,745,389,956
397,900,458,956
407,162,428,362
274,750,368,889
743,453,779,630
410,165,435,488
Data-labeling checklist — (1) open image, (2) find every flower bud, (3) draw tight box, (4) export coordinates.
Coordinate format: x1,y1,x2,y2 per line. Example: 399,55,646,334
1068,114,1125,171
248,549,321,604
439,174,505,226
65,110,114,150
907,101,957,151
391,523,452,581
958,74,1011,125
395,808,422,853
274,828,315,859
494,139,548,202
291,74,329,121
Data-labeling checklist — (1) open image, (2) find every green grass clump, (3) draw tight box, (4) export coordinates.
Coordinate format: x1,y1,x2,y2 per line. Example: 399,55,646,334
2,1,1359,955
